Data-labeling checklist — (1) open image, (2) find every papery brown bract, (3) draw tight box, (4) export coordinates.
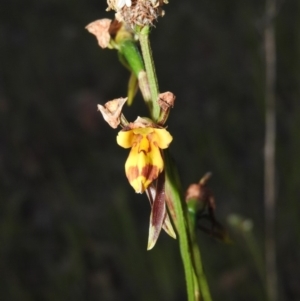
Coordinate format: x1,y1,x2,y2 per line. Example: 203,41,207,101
97,97,127,129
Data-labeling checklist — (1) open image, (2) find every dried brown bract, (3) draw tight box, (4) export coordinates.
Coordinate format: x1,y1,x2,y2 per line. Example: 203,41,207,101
85,19,112,48
158,91,175,111
98,97,127,128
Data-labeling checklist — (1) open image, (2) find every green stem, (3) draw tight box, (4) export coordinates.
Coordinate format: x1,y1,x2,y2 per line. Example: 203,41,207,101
138,26,161,121
188,206,213,301
191,235,213,301
164,151,196,301
137,25,212,301
243,231,267,295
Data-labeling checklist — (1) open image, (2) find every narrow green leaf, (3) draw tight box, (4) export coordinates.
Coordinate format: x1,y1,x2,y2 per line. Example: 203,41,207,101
127,72,138,106
119,40,145,77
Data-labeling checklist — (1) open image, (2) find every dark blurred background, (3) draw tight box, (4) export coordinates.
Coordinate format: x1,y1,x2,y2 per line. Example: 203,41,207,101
1,0,300,300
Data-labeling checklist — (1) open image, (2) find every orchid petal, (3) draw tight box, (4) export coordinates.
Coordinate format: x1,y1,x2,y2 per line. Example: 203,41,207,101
147,172,166,250
117,130,134,148
162,213,176,239
146,183,176,239
118,127,172,194
124,137,164,193
153,129,173,149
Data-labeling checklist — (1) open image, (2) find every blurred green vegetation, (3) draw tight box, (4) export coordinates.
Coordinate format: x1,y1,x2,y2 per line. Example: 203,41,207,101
0,0,299,300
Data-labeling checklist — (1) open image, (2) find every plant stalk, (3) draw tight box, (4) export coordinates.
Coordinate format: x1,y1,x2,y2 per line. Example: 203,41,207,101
138,26,212,301
164,151,196,301
138,26,161,121
264,0,277,300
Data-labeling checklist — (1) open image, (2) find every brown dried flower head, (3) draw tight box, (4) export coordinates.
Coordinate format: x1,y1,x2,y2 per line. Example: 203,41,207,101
107,0,168,27
98,97,127,128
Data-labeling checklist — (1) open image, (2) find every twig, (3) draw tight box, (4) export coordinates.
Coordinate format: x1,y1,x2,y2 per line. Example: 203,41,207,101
264,0,278,299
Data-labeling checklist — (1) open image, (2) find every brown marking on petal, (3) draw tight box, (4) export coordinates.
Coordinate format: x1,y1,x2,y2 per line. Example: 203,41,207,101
141,164,159,182
146,133,154,146
126,166,139,182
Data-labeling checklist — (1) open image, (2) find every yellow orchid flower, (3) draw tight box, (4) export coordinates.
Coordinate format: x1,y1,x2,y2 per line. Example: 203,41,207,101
117,125,172,193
